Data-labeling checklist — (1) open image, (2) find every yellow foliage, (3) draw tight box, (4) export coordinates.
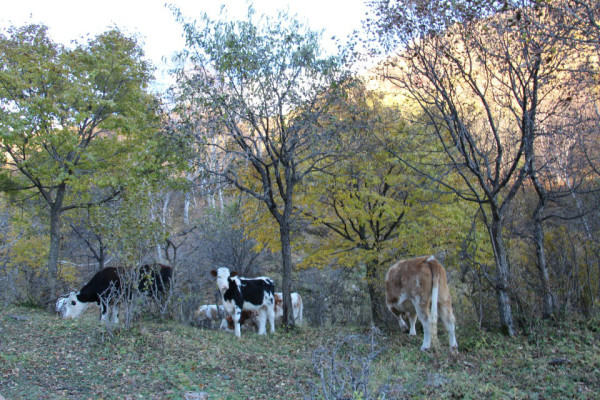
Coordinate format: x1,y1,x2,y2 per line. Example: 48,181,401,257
7,235,49,272
239,197,281,254
57,262,79,287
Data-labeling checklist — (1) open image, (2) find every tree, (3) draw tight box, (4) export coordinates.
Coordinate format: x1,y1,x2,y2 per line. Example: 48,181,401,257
367,1,595,334
172,7,352,326
0,25,160,300
298,83,467,327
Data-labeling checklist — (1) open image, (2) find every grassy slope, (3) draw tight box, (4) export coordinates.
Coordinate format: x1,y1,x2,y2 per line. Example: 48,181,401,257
0,305,598,399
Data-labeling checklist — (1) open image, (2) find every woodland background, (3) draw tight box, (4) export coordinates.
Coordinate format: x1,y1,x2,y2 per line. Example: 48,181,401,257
0,0,599,338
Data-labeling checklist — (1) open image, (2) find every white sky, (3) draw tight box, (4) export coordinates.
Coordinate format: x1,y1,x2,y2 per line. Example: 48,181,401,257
1,0,370,92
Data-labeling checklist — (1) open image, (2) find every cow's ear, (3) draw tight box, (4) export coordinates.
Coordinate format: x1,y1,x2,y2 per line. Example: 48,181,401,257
230,271,238,277
210,270,218,277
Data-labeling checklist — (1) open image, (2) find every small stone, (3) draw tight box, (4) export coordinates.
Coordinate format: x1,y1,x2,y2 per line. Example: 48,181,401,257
183,392,209,400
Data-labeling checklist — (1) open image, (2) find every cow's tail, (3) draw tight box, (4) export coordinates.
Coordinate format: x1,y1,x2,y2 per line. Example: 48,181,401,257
427,255,440,346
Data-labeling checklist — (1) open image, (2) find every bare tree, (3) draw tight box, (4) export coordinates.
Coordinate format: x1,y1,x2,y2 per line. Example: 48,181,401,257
171,7,353,327
368,1,596,334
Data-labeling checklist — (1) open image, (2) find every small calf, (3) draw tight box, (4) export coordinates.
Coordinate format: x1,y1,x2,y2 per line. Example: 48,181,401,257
196,304,225,322
273,292,303,326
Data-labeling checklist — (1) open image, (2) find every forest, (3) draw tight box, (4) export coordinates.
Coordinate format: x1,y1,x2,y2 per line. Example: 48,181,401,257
0,1,599,398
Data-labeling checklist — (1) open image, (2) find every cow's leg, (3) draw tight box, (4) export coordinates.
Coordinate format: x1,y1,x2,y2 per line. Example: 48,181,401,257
233,307,242,337
219,318,229,331
267,303,275,333
99,301,109,323
414,303,431,351
257,308,268,335
407,312,418,336
440,304,458,353
111,305,119,325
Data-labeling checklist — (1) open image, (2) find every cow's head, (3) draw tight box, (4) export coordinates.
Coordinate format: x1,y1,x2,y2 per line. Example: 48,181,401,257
55,296,68,314
58,292,89,319
210,267,238,294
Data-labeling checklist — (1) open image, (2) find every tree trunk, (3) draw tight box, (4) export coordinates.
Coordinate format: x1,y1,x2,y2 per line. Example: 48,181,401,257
48,204,62,301
279,221,294,328
98,245,106,270
183,191,191,226
489,219,516,336
47,183,68,302
533,200,555,318
365,260,391,329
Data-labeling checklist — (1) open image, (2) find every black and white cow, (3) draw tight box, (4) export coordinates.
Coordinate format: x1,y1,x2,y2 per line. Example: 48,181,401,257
57,264,172,324
220,291,304,333
210,267,275,337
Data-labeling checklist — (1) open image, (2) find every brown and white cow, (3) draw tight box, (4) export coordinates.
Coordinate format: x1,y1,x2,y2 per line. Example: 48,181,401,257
220,309,260,333
273,292,303,326
195,304,225,323
385,255,458,353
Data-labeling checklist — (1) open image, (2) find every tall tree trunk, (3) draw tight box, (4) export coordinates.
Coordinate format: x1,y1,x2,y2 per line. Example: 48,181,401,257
98,245,106,270
489,219,516,336
279,220,294,328
48,204,62,300
365,260,389,329
183,191,191,226
47,183,68,302
533,199,555,318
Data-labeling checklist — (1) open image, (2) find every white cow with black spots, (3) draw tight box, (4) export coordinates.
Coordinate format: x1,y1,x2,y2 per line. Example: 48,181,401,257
210,267,275,337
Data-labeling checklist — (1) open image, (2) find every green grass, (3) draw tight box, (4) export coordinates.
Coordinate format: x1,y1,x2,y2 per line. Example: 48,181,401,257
0,306,598,399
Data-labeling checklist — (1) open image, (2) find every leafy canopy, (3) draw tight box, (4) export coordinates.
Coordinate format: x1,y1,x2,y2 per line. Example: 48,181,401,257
0,24,164,207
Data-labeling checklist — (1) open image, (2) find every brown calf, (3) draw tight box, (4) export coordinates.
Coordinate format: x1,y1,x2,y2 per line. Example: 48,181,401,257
221,310,259,332
385,255,458,353
273,292,303,326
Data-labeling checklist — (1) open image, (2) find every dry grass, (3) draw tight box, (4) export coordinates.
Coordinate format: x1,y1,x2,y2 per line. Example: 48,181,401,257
0,305,598,399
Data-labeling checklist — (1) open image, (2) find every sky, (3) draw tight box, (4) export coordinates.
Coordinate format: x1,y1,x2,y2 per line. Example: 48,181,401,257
1,0,371,92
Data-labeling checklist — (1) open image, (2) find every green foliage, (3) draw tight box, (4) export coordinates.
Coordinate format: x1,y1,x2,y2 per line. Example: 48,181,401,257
171,4,352,223
88,189,165,267
0,23,163,203
0,24,185,286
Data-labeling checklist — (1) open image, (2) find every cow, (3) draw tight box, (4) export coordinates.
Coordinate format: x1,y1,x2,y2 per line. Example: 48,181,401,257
274,292,303,326
210,267,275,337
195,304,226,324
220,292,303,332
57,264,172,324
385,255,458,353
220,309,260,333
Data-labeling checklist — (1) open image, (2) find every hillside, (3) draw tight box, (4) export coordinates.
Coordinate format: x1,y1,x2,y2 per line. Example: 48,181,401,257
0,306,598,399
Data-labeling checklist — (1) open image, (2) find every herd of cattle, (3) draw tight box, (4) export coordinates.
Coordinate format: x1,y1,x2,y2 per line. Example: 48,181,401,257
56,255,458,353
